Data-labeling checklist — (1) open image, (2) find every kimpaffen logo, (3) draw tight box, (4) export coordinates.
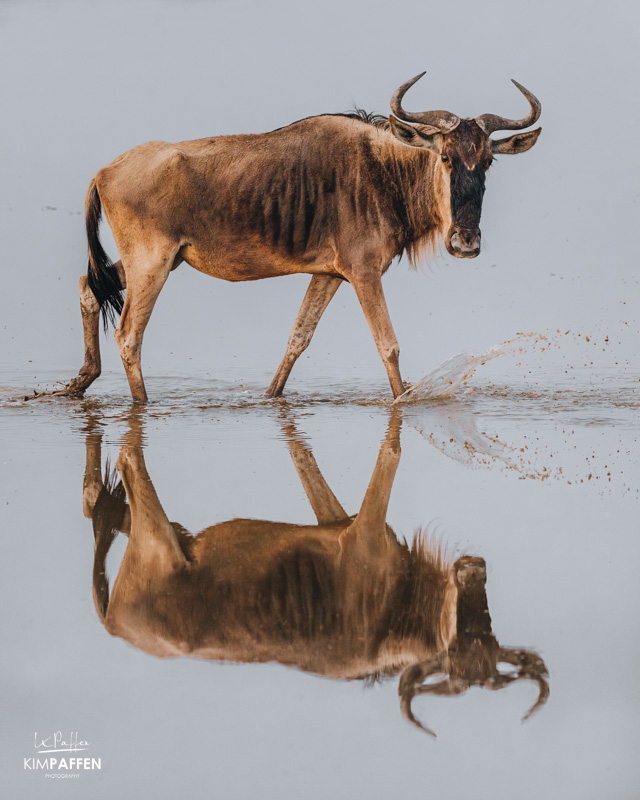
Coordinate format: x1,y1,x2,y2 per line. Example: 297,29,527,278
24,732,102,779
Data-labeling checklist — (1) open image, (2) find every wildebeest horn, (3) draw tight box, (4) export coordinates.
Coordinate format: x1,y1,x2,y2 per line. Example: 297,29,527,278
486,648,550,722
399,646,549,735
390,72,460,133
398,655,467,737
475,80,541,135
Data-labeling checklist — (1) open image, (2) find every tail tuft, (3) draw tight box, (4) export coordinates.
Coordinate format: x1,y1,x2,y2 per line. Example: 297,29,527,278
91,459,126,622
85,180,124,331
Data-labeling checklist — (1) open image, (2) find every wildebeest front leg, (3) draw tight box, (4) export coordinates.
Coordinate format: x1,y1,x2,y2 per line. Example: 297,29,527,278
346,411,401,534
350,273,405,398
339,411,402,556
267,275,342,397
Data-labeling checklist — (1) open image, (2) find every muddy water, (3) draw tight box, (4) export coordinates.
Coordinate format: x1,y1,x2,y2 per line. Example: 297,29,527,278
2,367,639,800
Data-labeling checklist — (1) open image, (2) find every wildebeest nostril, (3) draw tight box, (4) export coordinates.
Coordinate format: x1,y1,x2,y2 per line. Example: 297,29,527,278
451,230,481,253
454,556,487,585
462,229,481,248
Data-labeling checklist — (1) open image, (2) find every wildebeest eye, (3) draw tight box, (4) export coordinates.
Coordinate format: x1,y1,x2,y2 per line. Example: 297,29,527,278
441,154,450,163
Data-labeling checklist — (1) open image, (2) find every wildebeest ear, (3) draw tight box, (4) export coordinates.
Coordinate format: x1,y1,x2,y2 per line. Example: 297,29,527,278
490,127,541,155
389,116,443,153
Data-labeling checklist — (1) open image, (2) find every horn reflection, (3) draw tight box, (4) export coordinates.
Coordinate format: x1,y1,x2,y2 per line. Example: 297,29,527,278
83,411,548,736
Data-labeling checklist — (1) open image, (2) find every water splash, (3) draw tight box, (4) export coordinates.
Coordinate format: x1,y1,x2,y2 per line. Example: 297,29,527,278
404,403,512,467
395,340,516,403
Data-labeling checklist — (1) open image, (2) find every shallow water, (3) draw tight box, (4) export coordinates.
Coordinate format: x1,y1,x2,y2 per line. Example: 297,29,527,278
2,365,639,800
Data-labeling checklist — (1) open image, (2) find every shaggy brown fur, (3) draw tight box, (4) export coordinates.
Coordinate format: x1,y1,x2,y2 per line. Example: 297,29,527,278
84,415,548,733
54,78,540,403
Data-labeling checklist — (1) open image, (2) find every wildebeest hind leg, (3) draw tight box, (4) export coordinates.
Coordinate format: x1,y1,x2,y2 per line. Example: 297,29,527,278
63,274,102,395
116,444,187,567
45,260,127,398
266,275,341,397
114,248,175,403
50,269,114,396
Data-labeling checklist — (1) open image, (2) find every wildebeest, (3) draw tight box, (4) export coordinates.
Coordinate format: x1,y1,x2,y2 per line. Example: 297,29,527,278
84,413,548,735
56,72,541,403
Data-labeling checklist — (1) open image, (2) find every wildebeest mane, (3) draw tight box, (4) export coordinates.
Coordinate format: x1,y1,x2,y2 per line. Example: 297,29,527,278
334,108,390,129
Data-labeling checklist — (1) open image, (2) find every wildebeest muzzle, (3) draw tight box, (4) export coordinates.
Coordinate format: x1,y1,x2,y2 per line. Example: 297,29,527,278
447,227,481,258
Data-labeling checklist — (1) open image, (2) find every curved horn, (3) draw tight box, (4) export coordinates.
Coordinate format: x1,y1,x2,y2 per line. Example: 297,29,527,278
390,72,460,133
475,80,541,135
399,656,468,737
488,648,550,722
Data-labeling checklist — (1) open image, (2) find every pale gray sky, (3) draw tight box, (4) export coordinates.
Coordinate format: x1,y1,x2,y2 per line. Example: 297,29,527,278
1,0,638,386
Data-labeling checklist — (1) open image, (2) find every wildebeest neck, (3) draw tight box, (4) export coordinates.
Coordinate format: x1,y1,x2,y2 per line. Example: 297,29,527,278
378,141,446,261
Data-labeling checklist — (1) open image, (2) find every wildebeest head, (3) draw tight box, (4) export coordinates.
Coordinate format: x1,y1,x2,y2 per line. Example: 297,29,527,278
388,73,541,258
399,555,549,736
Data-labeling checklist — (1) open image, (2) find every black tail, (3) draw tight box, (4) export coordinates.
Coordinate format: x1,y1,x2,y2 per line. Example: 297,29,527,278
91,459,127,623
86,179,124,332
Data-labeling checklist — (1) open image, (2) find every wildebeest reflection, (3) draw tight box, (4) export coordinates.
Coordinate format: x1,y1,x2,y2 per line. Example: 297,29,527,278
84,414,548,735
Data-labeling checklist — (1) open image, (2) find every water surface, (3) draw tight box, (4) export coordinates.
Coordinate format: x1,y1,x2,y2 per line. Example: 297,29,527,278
2,369,639,799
